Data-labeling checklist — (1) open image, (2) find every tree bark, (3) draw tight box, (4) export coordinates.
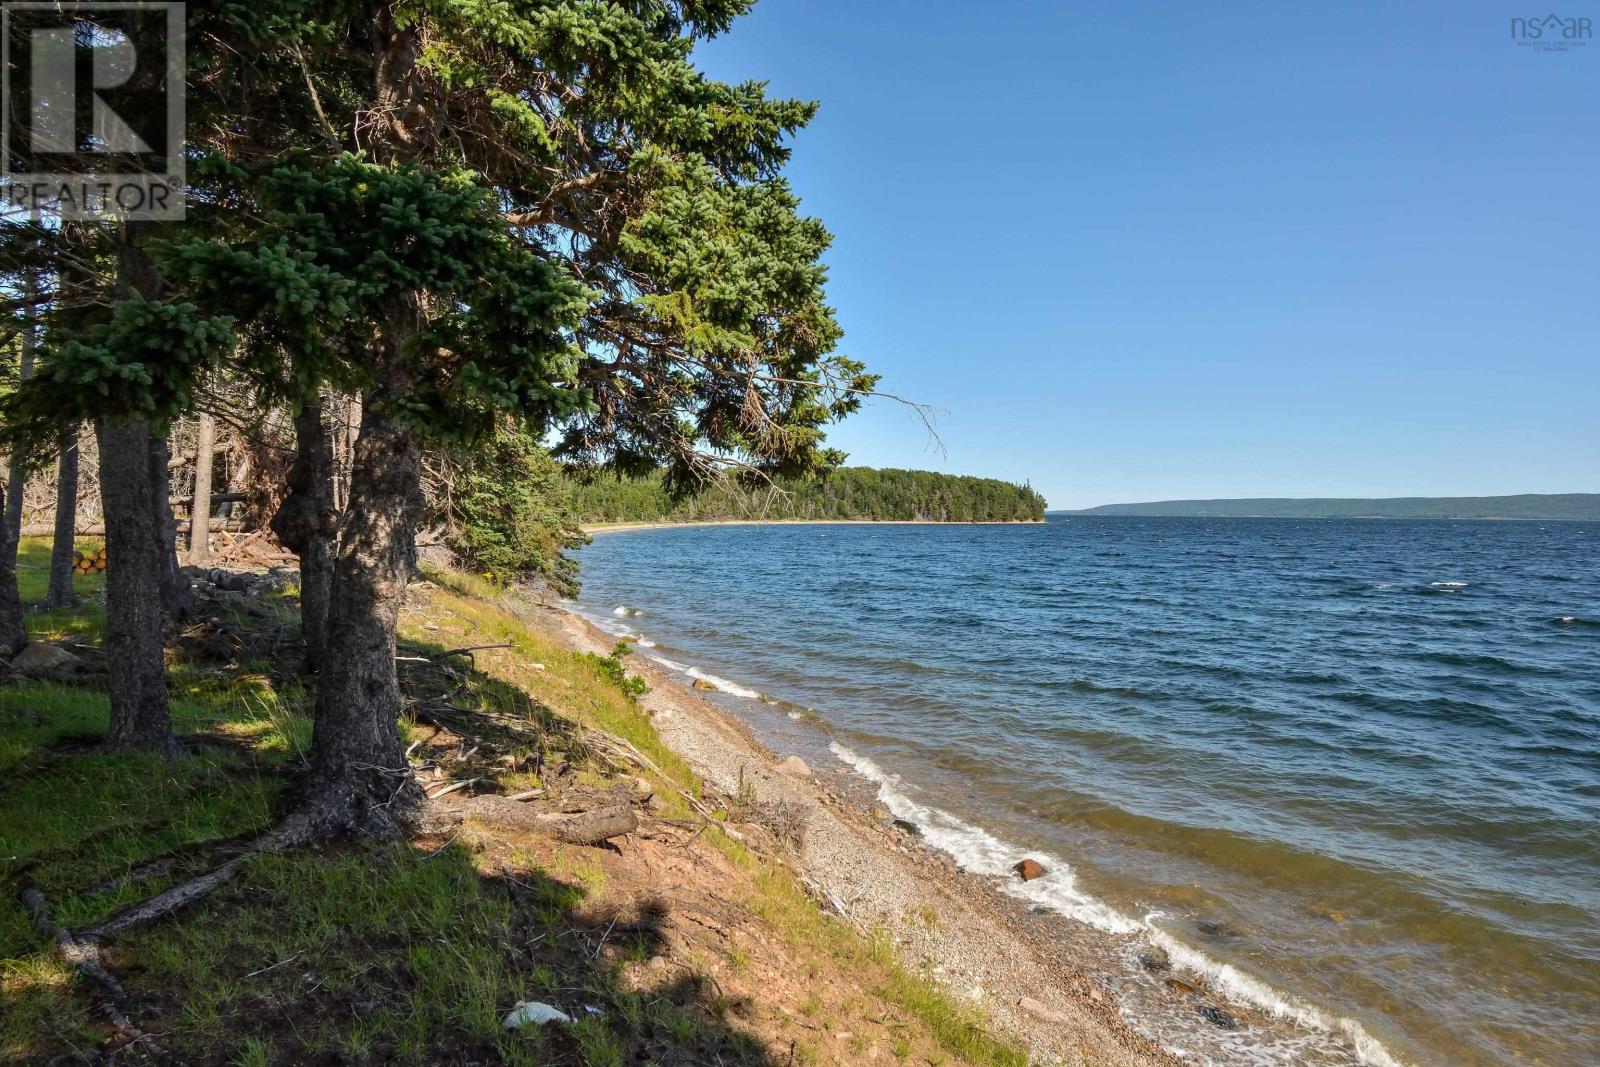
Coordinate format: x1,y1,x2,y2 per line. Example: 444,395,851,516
303,361,426,837
1,281,36,654
151,434,192,619
96,224,176,753
97,418,176,755
0,483,26,656
41,430,79,609
3,277,35,545
186,414,215,564
271,395,338,673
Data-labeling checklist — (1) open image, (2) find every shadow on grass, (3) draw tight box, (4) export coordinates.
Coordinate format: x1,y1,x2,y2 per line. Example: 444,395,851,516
105,840,782,1066
2,553,778,1064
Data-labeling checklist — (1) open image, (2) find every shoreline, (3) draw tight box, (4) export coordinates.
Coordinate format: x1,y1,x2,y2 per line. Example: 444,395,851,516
545,601,1179,1066
583,518,1046,534
541,599,1412,1066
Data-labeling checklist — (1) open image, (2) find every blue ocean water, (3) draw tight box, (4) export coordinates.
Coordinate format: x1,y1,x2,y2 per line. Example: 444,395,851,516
574,517,1600,1066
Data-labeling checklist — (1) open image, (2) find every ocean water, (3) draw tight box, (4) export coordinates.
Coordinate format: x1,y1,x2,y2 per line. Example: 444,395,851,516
573,517,1600,1066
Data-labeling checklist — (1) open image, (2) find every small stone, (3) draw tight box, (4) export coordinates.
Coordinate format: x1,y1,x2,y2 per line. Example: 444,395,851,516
1012,858,1048,881
1138,948,1171,973
777,755,811,779
1197,1004,1238,1030
691,678,717,691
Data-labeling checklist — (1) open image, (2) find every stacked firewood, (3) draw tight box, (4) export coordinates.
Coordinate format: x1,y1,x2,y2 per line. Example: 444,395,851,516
72,548,108,575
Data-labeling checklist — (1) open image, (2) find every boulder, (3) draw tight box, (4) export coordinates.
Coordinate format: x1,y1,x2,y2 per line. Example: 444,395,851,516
8,642,85,679
1012,858,1048,882
1197,1004,1238,1030
1164,977,1200,996
892,818,922,837
691,678,717,691
776,756,811,779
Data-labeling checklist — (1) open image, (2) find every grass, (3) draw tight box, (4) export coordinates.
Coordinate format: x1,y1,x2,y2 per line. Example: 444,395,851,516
1,541,1027,1065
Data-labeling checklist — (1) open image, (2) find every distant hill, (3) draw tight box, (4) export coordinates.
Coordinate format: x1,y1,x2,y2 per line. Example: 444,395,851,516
569,467,1047,524
1055,494,1600,521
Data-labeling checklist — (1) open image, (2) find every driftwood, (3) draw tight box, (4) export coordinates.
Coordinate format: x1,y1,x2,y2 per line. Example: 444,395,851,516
445,797,638,845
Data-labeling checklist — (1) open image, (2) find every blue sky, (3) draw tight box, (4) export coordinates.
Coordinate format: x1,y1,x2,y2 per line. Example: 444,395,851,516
696,2,1599,509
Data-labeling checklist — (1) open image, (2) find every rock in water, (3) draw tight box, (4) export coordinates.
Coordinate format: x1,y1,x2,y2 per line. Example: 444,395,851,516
892,818,922,837
1197,1004,1239,1030
1138,948,1171,973
1165,977,1200,996
777,755,812,779
8,642,84,679
691,677,717,691
1013,858,1048,881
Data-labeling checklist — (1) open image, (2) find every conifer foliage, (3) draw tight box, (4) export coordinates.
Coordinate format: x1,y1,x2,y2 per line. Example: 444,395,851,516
1,1,873,840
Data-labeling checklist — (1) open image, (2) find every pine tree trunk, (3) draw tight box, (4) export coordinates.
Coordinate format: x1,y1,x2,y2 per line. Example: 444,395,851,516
271,395,338,673
0,289,35,654
98,418,176,755
151,434,192,618
0,483,26,656
303,364,426,837
41,430,79,609
3,280,34,546
187,414,215,564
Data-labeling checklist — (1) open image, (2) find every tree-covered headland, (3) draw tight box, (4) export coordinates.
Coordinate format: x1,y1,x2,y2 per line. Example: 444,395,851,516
568,466,1047,523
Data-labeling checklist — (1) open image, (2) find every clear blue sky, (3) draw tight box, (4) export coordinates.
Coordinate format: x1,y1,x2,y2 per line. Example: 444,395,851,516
696,2,1598,509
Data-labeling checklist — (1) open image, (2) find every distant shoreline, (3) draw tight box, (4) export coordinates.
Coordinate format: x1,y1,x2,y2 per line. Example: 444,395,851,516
583,518,1046,534
1051,512,1597,522
1054,492,1599,522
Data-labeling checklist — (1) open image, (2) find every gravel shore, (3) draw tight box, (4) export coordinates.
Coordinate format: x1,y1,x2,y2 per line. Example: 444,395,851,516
552,606,1181,1067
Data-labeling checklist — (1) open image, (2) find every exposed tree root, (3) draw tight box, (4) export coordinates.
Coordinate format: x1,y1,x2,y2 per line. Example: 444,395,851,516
19,882,162,1057
79,814,314,941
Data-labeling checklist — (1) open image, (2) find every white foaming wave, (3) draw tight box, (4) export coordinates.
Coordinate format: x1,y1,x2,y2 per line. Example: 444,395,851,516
828,742,1408,1067
613,604,643,617
684,666,762,700
1429,581,1468,589
638,654,764,700
637,638,657,648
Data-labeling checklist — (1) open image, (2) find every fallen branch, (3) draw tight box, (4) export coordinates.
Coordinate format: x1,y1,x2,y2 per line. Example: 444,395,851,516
430,643,514,659
444,797,638,845
426,777,480,800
